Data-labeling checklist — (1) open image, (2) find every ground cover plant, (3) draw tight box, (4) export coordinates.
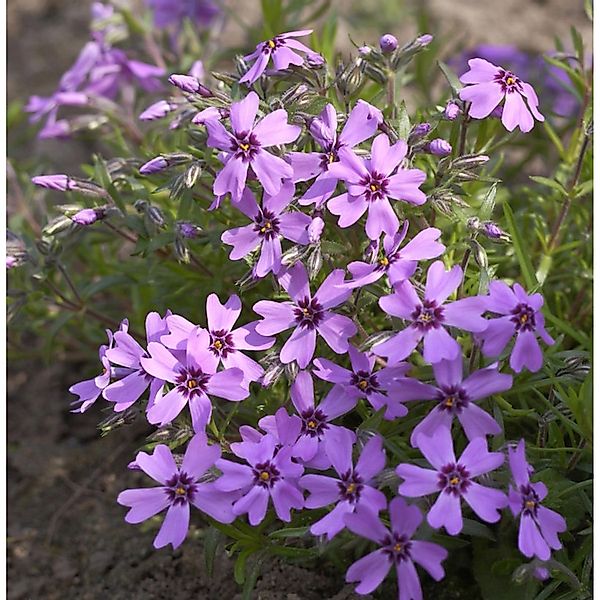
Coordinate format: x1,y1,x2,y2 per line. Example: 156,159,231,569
7,1,593,598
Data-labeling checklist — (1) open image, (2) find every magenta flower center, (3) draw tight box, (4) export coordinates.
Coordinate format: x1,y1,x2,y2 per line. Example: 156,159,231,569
232,131,260,161
175,366,211,398
438,463,471,496
510,303,536,332
254,209,281,240
520,484,540,516
293,297,324,329
494,69,522,93
411,299,445,331
360,171,389,202
165,471,198,505
253,461,280,488
383,533,413,563
350,369,380,395
209,329,235,358
338,471,364,503
436,385,469,414
300,407,328,438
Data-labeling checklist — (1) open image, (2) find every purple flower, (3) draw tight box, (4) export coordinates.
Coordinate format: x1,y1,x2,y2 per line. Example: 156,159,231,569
379,34,399,53
508,440,566,560
444,101,461,120
215,433,304,525
459,58,544,133
410,122,432,140
259,370,357,468
344,497,448,598
177,221,201,238
344,221,445,290
140,156,169,175
396,427,507,535
313,345,411,419
300,431,387,540
117,434,235,549
205,91,300,203
146,0,220,29
32,174,74,191
307,215,325,243
328,134,427,240
160,293,274,385
140,326,249,431
6,256,18,269
373,261,487,364
393,354,512,445
221,183,311,278
477,280,554,373
71,208,103,225
428,139,452,156
168,73,212,96
289,101,383,207
240,30,323,86
253,262,357,368
103,312,171,413
192,106,227,125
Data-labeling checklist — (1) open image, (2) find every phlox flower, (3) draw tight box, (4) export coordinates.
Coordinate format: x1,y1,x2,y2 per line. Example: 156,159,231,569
253,262,357,368
508,440,566,560
373,261,487,364
396,427,507,535
459,58,544,133
393,354,512,445
289,101,383,207
221,182,312,277
344,497,448,600
117,434,234,549
327,133,427,240
477,280,554,373
300,430,387,540
240,30,323,85
146,0,220,29
205,91,300,203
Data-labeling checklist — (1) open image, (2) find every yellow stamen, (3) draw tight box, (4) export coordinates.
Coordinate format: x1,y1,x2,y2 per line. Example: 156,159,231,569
420,313,432,322
239,143,250,151
303,308,310,315
307,420,317,429
379,257,389,267
444,396,455,407
213,340,223,350
187,379,198,389
358,380,369,391
393,543,403,552
175,486,186,495
525,500,536,510
449,476,460,485
506,76,516,85
268,39,276,49
328,153,335,163
346,483,356,494
370,184,378,192
260,471,270,481
520,314,528,324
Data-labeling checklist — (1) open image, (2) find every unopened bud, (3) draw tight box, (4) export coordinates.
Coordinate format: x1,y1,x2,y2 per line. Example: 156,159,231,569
470,239,488,269
192,106,228,125
444,101,461,120
174,237,190,263
307,247,323,279
168,74,213,97
452,154,490,169
32,174,73,191
416,34,433,47
482,221,510,242
408,122,431,144
379,34,398,53
140,156,168,175
147,205,166,227
71,207,105,225
184,162,202,188
428,138,452,156
308,216,324,244
139,100,176,121
358,45,371,56
177,221,201,239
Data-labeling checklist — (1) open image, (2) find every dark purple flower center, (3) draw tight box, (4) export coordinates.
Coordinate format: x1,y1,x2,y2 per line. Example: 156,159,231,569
232,131,260,161
253,461,280,488
293,296,324,329
350,369,380,395
261,36,284,54
175,366,211,398
494,69,523,93
338,470,364,503
510,303,536,332
438,463,471,496
165,471,198,505
375,251,399,271
254,209,281,240
520,484,540,516
209,329,235,358
436,385,469,415
300,408,329,438
319,147,338,170
360,171,389,202
382,533,413,563
411,299,445,331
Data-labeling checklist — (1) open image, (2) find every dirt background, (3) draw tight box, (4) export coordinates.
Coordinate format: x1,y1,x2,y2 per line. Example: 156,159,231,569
7,1,592,599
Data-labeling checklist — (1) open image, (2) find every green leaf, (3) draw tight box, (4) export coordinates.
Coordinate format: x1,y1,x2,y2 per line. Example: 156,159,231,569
503,202,537,288
396,101,411,140
529,176,568,196
268,526,310,539
203,526,222,578
479,183,498,220
437,60,462,96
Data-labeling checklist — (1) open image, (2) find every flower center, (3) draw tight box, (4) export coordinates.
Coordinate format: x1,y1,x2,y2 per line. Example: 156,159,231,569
350,370,380,395
253,461,280,488
510,303,536,332
300,408,328,437
520,485,540,516
411,299,445,331
383,533,412,563
494,69,522,93
254,209,281,240
165,471,197,505
232,132,260,161
175,367,210,398
436,385,469,415
361,172,389,202
293,296,324,329
210,329,235,358
338,471,363,503
438,463,471,496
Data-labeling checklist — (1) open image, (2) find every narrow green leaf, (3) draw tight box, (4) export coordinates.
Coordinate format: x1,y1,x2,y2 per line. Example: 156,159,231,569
437,60,462,96
503,202,537,288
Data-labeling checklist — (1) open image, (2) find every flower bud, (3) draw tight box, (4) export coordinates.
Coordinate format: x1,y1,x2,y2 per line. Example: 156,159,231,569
174,237,190,263
444,101,461,120
408,122,431,143
140,156,168,175
470,239,488,269
307,247,323,279
32,174,73,191
177,222,201,239
147,205,166,227
379,34,398,53
192,106,228,125
168,74,213,97
308,216,324,244
71,208,104,226
452,154,490,169
139,100,176,121
428,138,452,156
305,53,325,69
416,34,433,46
358,45,371,56
184,162,202,188
482,221,510,242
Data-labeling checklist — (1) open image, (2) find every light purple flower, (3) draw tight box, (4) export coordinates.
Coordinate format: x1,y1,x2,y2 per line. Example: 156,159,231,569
477,280,554,373
168,74,212,96
71,208,103,225
240,30,323,86
140,327,249,431
444,101,461,120
160,293,274,385
146,0,220,29
313,345,411,419
32,174,74,191
253,262,357,368
396,427,507,535
117,434,235,549
259,370,357,468
373,261,488,364
205,91,300,203
221,183,311,278
289,101,383,207
6,256,18,269
508,440,566,560
459,58,544,133
343,221,445,290
328,134,427,240
140,156,169,175
393,354,512,445
379,34,399,53
344,497,448,598
300,431,387,539
215,433,304,525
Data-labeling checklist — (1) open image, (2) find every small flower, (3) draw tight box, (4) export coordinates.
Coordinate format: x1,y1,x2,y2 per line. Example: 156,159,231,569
328,133,427,240
373,261,487,364
215,433,304,525
459,58,544,133
379,34,398,53
508,440,566,560
477,280,554,372
392,353,512,445
428,138,452,156
117,434,235,549
344,497,448,597
71,208,104,225
31,174,74,191
444,101,461,120
396,426,507,535
253,262,357,368
240,30,323,85
140,156,169,174
300,430,387,539
205,91,300,203
221,183,312,278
